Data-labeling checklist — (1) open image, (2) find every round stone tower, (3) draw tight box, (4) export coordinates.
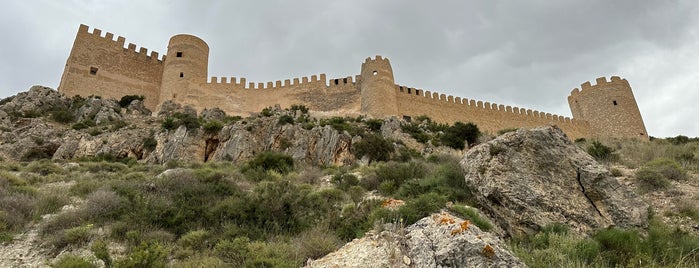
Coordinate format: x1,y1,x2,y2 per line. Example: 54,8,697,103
359,55,398,118
568,76,648,140
159,34,209,106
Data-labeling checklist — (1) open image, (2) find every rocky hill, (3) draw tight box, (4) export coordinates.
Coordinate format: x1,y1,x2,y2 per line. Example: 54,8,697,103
0,86,697,267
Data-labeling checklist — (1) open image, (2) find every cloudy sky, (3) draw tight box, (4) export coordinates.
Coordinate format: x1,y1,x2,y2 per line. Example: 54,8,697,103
1,0,697,137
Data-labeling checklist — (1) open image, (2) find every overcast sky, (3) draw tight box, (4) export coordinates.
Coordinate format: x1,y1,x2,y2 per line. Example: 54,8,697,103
1,0,697,137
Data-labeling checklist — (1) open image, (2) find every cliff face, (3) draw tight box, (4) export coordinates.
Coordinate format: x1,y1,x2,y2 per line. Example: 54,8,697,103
0,86,354,166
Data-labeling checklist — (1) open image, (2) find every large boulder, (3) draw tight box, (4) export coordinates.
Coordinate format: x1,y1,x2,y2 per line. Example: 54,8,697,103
461,126,648,237
306,211,525,268
0,86,69,117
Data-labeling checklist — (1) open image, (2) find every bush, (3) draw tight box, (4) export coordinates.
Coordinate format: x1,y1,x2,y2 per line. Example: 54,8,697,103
72,120,95,130
261,107,274,117
91,239,112,268
587,140,617,161
353,134,393,162
119,95,145,107
115,241,168,268
214,237,249,266
278,115,294,125
635,168,671,192
293,225,342,260
375,162,425,195
364,119,383,132
178,229,210,251
203,121,223,134
644,157,687,181
593,227,641,267
245,151,294,174
143,136,157,151
440,122,480,149
290,104,309,114
52,254,97,268
51,109,76,124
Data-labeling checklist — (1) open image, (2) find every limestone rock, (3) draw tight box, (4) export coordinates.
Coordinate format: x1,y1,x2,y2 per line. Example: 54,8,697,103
306,211,525,268
200,107,226,122
156,100,197,118
76,97,122,124
460,126,648,237
125,99,151,116
0,86,69,117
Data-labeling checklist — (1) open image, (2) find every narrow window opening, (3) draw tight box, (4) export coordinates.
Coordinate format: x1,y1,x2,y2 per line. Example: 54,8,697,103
89,67,98,75
179,72,184,78
372,70,378,75
640,133,645,136
399,86,404,92
343,78,348,84
172,93,177,99
176,51,183,57
612,100,618,105
415,90,420,96
334,79,339,85
407,88,412,94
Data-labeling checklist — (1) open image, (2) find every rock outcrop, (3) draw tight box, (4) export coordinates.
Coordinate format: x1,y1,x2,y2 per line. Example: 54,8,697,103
306,211,525,268
460,126,648,237
0,86,355,166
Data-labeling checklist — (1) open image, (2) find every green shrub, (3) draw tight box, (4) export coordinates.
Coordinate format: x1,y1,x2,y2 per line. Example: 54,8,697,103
91,239,112,268
440,122,480,149
278,115,294,125
143,136,157,151
115,241,168,268
51,109,76,124
353,134,393,162
178,229,210,251
173,255,225,268
161,118,176,130
331,172,359,191
214,237,249,266
364,119,383,132
290,104,309,114
118,95,145,108
203,121,223,134
375,162,425,195
587,140,617,161
609,167,623,177
593,227,641,267
34,193,69,217
72,120,95,130
635,168,671,192
26,160,64,175
245,151,294,174
644,157,687,181
293,225,342,260
52,254,96,268
261,107,274,117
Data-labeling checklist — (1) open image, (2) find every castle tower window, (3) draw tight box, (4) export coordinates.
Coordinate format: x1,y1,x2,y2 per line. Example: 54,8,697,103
89,67,98,75
372,70,378,75
613,100,618,105
179,72,184,78
334,79,339,85
176,51,183,57
343,78,348,84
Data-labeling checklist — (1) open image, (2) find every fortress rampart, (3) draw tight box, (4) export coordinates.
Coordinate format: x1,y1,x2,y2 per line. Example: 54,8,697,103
59,25,648,141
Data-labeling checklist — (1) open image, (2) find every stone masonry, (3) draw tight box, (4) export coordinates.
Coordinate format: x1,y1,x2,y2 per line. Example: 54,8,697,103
59,24,649,141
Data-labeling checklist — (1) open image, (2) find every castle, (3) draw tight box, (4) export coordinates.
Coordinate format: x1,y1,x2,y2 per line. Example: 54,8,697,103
59,24,648,141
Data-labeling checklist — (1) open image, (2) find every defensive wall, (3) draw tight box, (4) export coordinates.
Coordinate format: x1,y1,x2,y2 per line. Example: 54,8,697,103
58,24,649,141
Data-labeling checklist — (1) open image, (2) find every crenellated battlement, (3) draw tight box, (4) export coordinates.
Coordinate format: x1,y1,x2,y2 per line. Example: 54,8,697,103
569,76,629,96
59,24,645,141
394,84,579,127
78,24,165,62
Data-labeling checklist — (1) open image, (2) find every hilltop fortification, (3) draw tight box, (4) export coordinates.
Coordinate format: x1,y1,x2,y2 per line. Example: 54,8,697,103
59,24,648,140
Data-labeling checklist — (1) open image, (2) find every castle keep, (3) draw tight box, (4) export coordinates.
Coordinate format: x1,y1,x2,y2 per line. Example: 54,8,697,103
59,25,648,140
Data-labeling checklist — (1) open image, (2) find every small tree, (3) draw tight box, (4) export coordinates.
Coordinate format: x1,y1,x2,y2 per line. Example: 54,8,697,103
353,134,393,162
118,95,145,108
441,122,480,150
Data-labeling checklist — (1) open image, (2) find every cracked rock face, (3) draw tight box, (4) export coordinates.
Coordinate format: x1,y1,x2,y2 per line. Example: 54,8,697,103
460,126,648,237
306,211,525,268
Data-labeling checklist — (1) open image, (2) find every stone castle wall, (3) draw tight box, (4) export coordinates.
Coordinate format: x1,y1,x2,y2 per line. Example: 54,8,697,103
58,25,648,141
60,25,164,110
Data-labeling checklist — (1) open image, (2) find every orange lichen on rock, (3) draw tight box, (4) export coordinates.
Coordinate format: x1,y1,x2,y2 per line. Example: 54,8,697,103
432,212,456,225
450,220,470,236
381,198,405,210
482,244,495,259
